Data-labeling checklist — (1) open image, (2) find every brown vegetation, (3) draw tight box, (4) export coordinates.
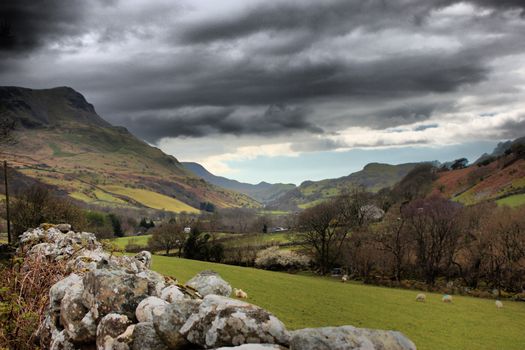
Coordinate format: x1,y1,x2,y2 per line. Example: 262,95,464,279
0,254,68,349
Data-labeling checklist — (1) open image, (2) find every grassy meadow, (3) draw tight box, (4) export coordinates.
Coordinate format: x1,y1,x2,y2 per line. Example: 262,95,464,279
150,255,525,350
112,234,152,250
103,185,200,213
112,232,295,252
496,193,525,208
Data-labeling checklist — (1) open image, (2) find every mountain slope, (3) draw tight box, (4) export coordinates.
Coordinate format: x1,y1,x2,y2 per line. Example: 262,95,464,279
268,162,418,210
0,86,260,212
433,140,525,206
181,162,295,203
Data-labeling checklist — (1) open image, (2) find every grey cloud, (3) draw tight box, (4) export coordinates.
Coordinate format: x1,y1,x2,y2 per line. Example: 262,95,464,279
0,0,523,147
498,117,525,139
0,0,89,52
93,49,487,117
125,104,322,143
180,1,432,45
180,0,524,45
290,138,347,153
414,124,439,131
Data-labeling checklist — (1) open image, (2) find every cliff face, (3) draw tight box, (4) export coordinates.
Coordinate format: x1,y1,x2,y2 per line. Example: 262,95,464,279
17,223,416,350
0,86,109,129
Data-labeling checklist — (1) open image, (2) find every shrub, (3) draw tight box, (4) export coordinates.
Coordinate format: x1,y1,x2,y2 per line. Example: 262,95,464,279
255,246,310,271
0,254,68,349
124,237,147,253
10,185,86,239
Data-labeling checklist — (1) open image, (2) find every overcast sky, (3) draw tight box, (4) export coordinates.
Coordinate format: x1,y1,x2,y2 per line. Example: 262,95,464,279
1,0,524,184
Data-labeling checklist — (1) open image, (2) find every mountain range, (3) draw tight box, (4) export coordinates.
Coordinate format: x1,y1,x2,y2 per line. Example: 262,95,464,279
1,86,523,214
181,162,295,204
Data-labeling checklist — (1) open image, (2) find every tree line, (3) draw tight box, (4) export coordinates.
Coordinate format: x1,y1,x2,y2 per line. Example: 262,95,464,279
295,165,525,294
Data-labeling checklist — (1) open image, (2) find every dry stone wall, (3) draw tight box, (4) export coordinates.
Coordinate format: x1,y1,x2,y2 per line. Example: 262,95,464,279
18,224,417,350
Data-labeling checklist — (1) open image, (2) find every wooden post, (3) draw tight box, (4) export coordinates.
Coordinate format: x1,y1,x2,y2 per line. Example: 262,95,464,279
3,160,11,245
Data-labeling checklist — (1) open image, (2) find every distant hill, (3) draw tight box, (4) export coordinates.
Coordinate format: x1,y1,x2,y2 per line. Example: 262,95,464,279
0,86,260,213
181,162,295,204
267,162,418,211
475,137,525,164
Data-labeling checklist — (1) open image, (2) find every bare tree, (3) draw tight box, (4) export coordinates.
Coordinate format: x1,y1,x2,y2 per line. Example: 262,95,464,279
148,222,187,255
375,206,411,281
402,195,461,284
297,200,348,274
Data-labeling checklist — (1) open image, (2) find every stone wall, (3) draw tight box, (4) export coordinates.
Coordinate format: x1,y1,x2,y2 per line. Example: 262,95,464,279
19,224,417,350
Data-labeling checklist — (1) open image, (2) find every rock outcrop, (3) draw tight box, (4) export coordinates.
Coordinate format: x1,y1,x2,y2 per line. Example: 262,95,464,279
19,224,417,350
289,326,417,350
185,270,233,297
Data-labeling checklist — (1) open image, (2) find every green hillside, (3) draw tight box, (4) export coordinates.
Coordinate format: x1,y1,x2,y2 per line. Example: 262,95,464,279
269,163,417,210
0,86,260,212
150,255,525,350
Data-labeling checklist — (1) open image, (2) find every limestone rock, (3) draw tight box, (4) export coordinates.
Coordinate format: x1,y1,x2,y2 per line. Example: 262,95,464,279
20,227,64,246
116,324,135,348
60,281,97,343
180,295,289,348
214,345,288,350
82,268,150,321
289,326,416,350
131,322,168,350
49,330,76,350
160,285,188,303
185,270,232,297
136,296,169,323
96,313,132,350
66,249,109,274
153,299,201,349
56,231,100,253
134,251,152,269
29,242,57,258
137,269,167,296
56,223,72,233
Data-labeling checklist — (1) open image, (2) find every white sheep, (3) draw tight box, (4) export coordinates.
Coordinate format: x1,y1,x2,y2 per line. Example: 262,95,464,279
495,300,503,309
234,288,248,299
442,294,453,303
341,274,348,283
415,293,426,302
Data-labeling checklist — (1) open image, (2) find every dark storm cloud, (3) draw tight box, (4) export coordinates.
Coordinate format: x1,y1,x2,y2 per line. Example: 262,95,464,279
125,104,322,142
498,117,525,139
180,1,430,45
180,0,524,45
0,0,523,145
96,49,487,115
0,0,88,52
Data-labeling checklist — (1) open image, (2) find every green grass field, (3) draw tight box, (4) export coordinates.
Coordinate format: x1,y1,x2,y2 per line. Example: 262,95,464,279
113,232,295,251
104,185,200,213
112,234,152,250
150,255,525,350
496,193,525,208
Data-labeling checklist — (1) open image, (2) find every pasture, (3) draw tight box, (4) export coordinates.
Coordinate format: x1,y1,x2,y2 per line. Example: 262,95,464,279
112,234,152,250
113,232,295,251
150,255,525,350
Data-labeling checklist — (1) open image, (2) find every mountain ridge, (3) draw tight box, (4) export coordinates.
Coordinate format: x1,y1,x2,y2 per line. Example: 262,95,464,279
181,162,295,204
0,86,260,212
267,162,419,211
